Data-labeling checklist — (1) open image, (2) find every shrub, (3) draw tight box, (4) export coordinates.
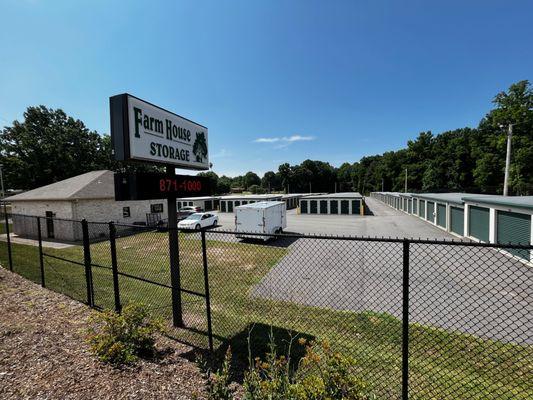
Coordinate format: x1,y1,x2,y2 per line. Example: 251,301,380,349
205,333,374,400
291,339,374,399
86,303,165,366
205,348,236,400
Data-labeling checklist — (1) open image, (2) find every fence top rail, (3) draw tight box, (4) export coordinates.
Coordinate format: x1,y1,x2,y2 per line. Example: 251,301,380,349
205,228,533,249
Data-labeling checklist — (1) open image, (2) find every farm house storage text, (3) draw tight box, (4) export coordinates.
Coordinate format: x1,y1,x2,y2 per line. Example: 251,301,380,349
110,94,209,169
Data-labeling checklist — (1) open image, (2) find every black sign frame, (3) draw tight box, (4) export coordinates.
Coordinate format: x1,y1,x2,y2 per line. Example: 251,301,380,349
109,93,209,170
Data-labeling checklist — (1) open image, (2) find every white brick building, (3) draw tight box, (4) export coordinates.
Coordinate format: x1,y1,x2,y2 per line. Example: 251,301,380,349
6,170,168,241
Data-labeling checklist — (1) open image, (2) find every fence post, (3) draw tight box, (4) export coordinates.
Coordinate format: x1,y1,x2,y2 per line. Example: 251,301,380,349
109,222,121,313
36,217,45,287
402,239,410,400
201,229,214,352
81,219,94,307
3,204,13,271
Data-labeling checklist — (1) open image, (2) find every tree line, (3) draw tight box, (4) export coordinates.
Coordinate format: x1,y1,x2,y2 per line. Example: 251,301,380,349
200,80,533,196
1,81,531,195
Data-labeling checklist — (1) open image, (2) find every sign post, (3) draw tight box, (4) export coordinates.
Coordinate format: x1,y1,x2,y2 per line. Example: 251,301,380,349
110,93,209,328
166,165,183,327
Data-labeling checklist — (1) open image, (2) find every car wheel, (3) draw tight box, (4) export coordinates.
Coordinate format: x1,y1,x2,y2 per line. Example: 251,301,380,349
195,224,201,231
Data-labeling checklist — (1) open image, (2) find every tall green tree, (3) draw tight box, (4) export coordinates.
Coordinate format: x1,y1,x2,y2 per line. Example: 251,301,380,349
243,171,261,189
261,171,280,191
0,106,109,189
197,171,219,195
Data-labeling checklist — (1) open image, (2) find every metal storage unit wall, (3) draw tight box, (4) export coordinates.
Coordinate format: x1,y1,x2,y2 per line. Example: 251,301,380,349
218,195,282,212
426,201,435,223
436,204,446,228
310,200,318,214
351,200,360,214
450,206,464,235
497,211,531,261
468,206,490,242
330,200,339,214
341,200,349,214
282,194,305,210
299,193,363,215
419,200,425,218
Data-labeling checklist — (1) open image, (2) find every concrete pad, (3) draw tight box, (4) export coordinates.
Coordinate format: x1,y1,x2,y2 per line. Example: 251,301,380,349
0,234,75,249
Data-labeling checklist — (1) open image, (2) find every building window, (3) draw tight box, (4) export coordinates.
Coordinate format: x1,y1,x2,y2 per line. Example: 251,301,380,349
151,203,164,213
122,207,131,218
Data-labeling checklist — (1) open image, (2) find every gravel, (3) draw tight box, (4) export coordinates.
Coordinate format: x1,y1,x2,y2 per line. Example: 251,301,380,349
0,267,206,400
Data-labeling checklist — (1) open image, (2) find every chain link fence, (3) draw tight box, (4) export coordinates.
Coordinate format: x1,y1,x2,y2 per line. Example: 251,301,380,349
0,211,531,399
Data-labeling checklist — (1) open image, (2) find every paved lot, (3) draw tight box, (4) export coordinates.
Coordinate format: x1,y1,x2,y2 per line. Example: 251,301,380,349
211,198,532,344
214,197,456,238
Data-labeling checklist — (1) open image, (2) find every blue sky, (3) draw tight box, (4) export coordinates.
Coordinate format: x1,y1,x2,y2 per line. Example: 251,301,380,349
1,0,532,177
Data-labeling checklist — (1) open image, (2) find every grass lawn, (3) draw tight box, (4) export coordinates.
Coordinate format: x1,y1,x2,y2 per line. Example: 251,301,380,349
0,231,531,399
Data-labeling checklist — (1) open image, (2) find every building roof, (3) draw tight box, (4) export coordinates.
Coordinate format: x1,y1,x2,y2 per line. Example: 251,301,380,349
462,195,533,210
236,201,285,209
412,192,470,205
5,170,114,201
377,191,533,210
176,196,220,201
218,194,282,200
302,192,363,200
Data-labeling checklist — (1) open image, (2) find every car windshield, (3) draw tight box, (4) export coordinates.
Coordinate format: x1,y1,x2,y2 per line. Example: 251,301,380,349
185,213,202,221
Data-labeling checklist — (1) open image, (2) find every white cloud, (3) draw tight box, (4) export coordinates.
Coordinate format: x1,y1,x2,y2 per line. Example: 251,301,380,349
211,148,232,158
254,135,315,144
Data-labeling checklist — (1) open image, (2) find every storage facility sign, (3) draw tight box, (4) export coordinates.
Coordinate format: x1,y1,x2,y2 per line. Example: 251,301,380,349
110,93,209,170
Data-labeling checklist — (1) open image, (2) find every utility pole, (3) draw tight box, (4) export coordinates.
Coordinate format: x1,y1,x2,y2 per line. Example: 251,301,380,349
334,182,337,193
404,168,408,193
382,178,384,192
309,182,312,193
503,123,513,196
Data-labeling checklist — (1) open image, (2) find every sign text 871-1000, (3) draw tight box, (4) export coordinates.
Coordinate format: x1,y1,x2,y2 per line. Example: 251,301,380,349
110,93,209,170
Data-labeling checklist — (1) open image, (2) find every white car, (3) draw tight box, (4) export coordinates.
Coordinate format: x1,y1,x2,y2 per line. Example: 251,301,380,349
178,212,218,230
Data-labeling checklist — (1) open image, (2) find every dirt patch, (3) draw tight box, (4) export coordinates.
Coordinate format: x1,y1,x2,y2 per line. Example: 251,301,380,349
0,267,206,399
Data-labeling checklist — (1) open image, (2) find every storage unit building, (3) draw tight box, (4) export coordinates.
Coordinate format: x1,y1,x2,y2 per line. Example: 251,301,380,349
399,193,413,214
218,194,283,213
411,193,470,235
176,196,220,211
6,170,169,242
373,191,533,262
281,194,307,210
463,195,533,261
299,193,364,215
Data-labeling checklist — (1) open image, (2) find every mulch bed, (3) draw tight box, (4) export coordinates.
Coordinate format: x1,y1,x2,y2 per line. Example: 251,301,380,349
0,267,207,399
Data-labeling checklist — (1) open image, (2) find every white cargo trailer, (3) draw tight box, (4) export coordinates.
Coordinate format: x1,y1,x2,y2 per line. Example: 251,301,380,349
235,201,287,241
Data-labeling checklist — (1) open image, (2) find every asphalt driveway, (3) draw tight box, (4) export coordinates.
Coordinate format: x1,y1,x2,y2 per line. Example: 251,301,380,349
246,198,532,344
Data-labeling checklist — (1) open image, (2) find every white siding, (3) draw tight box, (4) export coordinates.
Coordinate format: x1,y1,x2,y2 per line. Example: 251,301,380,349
11,200,76,241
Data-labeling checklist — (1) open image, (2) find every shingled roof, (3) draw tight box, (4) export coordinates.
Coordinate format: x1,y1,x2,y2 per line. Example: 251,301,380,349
6,170,114,201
